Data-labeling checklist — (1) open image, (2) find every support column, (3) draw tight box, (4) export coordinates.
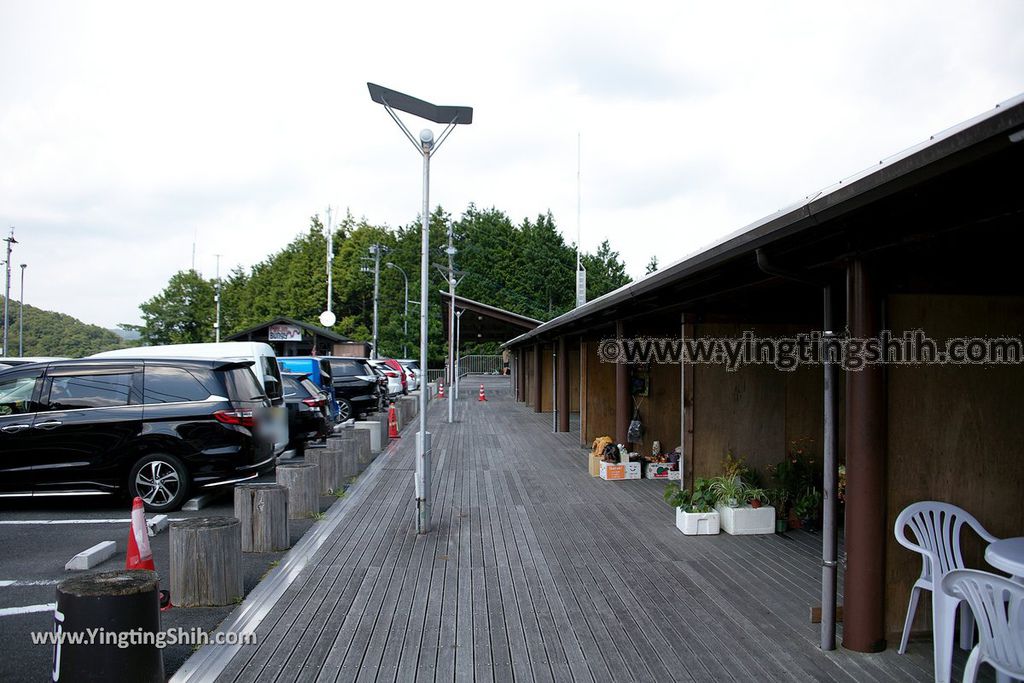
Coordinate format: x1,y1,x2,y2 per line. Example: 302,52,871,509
557,336,570,432
532,343,543,413
680,314,695,491
842,257,887,653
615,321,629,444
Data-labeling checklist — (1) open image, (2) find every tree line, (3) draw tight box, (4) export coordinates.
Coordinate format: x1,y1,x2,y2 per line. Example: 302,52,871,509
128,204,634,365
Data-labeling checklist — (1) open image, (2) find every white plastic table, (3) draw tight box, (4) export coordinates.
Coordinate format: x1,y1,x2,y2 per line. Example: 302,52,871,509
986,537,1024,582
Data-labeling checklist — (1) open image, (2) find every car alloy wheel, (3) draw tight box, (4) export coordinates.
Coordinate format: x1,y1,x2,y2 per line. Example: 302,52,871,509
338,398,352,421
130,454,189,512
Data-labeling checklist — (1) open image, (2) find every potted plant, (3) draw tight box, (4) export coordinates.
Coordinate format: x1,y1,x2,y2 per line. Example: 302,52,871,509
708,476,746,508
767,488,790,533
794,486,823,531
665,479,720,535
745,487,768,509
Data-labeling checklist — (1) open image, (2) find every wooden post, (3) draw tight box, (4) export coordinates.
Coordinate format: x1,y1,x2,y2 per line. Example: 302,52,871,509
533,344,543,412
55,570,164,680
170,518,243,607
615,321,629,444
327,435,361,478
234,484,289,552
276,462,320,519
306,448,347,495
349,429,372,467
557,335,570,432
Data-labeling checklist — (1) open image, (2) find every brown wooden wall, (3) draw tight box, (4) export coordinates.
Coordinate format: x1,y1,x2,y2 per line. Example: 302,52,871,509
540,344,554,412
884,294,1024,639
522,347,534,406
691,323,825,483
581,339,616,446
634,362,681,458
569,338,581,413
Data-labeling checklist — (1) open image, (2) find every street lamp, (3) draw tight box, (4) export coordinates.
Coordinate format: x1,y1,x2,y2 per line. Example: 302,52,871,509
18,264,25,357
386,262,409,358
455,308,464,400
368,82,472,534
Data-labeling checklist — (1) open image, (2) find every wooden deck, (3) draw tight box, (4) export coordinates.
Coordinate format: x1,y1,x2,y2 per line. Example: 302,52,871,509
215,375,950,682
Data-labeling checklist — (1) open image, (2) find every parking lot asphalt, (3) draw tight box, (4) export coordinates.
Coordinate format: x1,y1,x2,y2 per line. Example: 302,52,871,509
0,451,342,681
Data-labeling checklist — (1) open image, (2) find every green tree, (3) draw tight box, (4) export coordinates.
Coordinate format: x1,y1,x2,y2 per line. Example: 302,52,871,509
136,270,216,344
6,299,126,357
646,255,659,275
582,239,631,301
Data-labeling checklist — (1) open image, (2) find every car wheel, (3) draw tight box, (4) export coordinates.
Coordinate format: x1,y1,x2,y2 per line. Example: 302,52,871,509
337,398,353,422
129,453,190,512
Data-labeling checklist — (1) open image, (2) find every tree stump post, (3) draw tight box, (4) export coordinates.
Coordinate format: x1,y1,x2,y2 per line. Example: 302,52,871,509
349,429,372,467
277,462,320,518
55,570,164,682
233,483,289,552
329,433,361,477
377,411,389,446
306,448,347,495
170,518,243,607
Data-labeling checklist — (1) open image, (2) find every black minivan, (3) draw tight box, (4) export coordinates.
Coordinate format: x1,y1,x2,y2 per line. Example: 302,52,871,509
0,357,276,511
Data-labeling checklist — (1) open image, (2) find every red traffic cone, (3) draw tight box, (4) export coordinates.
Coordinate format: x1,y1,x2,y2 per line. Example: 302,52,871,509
125,496,155,571
388,402,400,439
478,384,487,402
438,381,445,398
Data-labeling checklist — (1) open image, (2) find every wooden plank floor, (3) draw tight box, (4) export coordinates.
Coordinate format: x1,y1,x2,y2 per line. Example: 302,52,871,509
217,375,961,682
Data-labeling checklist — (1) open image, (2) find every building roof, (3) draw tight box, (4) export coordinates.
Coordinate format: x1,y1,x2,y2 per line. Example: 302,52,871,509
225,316,352,343
440,292,541,343
506,93,1024,346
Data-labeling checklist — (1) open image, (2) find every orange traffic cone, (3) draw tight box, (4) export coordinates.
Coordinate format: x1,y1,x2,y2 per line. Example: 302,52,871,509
478,384,487,402
438,381,445,398
388,402,400,439
125,496,155,571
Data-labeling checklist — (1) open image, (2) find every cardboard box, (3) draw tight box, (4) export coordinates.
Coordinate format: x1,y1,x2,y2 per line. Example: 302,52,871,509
644,463,680,480
600,461,641,480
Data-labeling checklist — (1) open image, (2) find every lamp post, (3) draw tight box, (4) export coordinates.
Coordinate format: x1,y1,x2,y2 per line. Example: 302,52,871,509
368,83,472,534
214,254,222,343
18,264,26,357
386,262,409,358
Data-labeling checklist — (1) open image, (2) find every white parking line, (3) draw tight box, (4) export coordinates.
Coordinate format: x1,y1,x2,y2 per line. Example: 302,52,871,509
0,518,187,525
0,580,60,587
0,603,55,617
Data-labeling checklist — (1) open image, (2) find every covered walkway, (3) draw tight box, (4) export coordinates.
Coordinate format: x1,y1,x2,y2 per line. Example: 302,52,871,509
185,375,947,682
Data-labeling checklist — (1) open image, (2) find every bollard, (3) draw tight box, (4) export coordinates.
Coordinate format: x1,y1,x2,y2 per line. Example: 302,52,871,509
306,448,347,495
353,421,382,452
234,483,289,552
277,462,320,519
170,518,243,607
53,570,164,682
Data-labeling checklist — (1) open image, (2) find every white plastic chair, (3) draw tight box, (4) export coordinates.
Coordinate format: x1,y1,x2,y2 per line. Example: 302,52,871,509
940,569,1024,683
894,501,1000,683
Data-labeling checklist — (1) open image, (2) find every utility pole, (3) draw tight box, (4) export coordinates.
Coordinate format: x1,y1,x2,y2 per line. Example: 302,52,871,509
214,254,222,343
2,228,17,357
455,308,464,399
18,264,26,357
386,262,409,358
369,243,383,359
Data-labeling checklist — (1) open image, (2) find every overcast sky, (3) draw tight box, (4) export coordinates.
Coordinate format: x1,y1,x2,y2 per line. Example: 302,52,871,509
1,1,1022,330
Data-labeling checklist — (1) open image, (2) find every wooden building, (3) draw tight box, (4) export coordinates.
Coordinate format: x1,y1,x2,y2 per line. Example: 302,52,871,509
505,94,1024,652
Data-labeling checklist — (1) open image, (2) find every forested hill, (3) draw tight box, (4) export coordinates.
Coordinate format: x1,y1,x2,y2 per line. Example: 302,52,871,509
131,204,635,363
0,300,127,358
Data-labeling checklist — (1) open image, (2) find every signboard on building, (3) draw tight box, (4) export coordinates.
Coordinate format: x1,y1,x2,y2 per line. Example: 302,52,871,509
268,324,302,342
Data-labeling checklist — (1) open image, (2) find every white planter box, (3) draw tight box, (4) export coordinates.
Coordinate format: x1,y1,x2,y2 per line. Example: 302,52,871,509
675,507,720,535
715,504,776,535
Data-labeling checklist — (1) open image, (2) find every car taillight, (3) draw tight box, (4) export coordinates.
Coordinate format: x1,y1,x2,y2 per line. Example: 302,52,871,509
213,409,256,427
302,398,324,408
386,371,398,377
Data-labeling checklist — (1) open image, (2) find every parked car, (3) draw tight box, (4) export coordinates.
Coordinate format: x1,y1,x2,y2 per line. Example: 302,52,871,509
368,359,403,398
92,342,289,456
0,357,276,512
382,358,408,394
397,359,421,391
280,372,330,457
322,357,382,421
0,357,70,366
277,357,339,422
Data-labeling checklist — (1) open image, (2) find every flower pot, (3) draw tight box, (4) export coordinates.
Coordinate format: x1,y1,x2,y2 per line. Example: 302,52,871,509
675,507,720,535
775,519,787,534
750,499,762,509
726,497,739,508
